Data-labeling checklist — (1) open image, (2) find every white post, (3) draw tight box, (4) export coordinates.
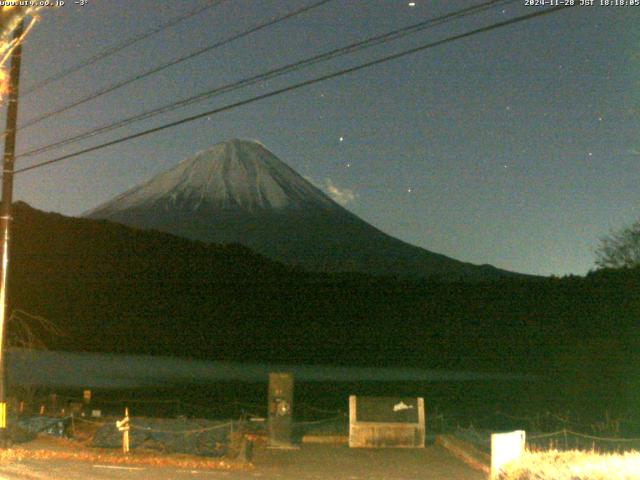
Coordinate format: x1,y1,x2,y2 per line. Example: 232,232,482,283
417,397,425,448
116,407,130,454
348,395,356,448
491,430,525,479
123,407,129,454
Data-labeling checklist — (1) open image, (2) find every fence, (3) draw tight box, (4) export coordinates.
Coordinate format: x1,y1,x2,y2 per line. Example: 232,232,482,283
450,424,640,455
12,393,640,455
8,393,349,455
527,429,640,453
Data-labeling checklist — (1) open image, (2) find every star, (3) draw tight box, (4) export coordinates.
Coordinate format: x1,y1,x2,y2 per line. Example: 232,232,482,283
408,2,416,7
588,152,593,157
346,163,351,168
598,117,603,122
407,188,413,193
339,136,344,142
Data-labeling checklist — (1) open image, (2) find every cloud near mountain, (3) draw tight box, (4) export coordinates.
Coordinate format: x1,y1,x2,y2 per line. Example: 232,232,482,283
323,178,357,206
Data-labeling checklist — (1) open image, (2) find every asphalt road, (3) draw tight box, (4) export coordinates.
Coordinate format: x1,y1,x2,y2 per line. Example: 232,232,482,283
0,445,484,480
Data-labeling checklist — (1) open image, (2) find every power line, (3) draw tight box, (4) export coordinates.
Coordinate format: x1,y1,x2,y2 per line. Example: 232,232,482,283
14,5,571,176
18,0,512,158
22,0,229,96
17,0,335,130
17,0,517,160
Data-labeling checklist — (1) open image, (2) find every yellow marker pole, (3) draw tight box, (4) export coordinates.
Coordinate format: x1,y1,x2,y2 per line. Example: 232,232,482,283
123,407,129,454
116,407,130,454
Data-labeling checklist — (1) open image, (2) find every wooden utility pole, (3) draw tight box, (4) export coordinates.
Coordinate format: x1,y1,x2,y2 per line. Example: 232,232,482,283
0,18,24,446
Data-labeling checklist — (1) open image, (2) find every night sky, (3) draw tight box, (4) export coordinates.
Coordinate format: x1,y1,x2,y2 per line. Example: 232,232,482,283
6,0,640,276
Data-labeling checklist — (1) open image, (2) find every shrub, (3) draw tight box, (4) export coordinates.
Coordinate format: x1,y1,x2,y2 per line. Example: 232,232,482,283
499,450,640,480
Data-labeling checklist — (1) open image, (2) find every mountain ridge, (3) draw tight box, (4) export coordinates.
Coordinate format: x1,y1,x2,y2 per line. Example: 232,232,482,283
1,201,634,417
85,139,526,280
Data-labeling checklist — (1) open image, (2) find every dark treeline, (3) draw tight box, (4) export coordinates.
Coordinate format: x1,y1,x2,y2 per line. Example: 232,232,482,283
6,202,640,415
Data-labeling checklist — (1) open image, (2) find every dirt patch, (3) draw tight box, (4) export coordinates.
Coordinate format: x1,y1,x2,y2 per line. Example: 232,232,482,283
0,434,246,471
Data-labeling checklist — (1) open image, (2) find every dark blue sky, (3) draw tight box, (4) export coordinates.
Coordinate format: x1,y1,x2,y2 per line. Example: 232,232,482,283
7,0,640,276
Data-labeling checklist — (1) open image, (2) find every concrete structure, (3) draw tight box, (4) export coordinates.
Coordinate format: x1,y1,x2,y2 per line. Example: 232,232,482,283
349,395,425,448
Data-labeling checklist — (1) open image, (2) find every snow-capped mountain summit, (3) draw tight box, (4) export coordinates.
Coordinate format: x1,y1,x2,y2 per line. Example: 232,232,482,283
87,139,337,216
85,139,519,280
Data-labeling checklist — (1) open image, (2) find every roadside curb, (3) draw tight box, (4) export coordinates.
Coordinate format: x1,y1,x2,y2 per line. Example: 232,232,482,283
301,435,348,444
435,434,490,474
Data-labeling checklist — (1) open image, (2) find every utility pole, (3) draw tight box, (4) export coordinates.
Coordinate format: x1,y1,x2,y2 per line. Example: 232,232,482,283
0,18,24,446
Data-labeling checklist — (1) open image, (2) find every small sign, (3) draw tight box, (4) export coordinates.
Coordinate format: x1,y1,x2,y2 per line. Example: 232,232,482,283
355,397,419,423
91,409,102,418
83,390,91,403
116,416,129,432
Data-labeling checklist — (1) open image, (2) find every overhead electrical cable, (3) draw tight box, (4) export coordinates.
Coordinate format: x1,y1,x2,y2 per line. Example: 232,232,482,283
17,0,517,160
14,5,571,176
17,0,335,130
22,0,229,96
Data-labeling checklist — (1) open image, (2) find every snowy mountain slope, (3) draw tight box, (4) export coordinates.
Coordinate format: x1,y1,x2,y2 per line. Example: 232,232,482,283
87,139,338,216
85,139,520,280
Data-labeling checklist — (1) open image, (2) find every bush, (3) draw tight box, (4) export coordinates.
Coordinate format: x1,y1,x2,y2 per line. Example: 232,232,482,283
499,450,640,480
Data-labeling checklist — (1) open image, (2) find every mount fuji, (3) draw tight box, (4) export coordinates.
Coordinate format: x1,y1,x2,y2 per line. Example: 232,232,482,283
85,139,518,280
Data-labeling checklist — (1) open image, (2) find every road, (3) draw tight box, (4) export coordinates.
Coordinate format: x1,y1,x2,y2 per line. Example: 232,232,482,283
0,444,483,480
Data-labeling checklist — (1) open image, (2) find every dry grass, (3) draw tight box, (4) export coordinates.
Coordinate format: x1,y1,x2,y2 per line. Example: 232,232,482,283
499,449,640,480
0,434,251,471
